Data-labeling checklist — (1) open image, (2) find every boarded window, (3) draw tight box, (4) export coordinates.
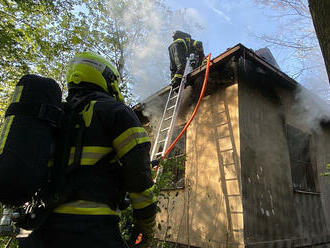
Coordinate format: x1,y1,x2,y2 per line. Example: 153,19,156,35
162,125,186,189
286,125,316,192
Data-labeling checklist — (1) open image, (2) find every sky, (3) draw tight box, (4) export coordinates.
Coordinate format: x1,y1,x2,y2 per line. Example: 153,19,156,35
164,0,280,56
125,0,330,104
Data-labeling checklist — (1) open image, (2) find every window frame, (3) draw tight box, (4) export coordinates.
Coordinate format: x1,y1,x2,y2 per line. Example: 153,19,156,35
285,124,318,193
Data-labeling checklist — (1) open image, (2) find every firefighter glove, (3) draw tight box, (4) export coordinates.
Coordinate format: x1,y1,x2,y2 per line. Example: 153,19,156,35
130,215,156,248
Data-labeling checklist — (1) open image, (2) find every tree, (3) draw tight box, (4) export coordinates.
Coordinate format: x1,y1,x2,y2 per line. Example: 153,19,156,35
254,0,317,77
0,0,80,125
254,0,330,100
308,0,330,82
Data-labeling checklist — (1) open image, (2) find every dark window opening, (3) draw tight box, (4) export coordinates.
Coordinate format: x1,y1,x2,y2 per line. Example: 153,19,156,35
286,125,316,192
162,125,186,189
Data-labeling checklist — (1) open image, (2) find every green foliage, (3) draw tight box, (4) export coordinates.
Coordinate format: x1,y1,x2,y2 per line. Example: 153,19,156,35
0,205,18,248
321,163,330,177
119,155,186,245
0,0,199,245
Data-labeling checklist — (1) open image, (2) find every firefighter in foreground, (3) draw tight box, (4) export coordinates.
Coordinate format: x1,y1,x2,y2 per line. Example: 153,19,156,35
168,30,205,87
19,52,157,248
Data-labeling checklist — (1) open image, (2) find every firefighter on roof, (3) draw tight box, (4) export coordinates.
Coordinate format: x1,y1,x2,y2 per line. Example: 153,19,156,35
168,30,205,87
19,52,157,248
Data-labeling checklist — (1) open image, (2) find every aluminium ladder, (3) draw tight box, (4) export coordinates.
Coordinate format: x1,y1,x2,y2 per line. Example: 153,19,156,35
150,55,195,163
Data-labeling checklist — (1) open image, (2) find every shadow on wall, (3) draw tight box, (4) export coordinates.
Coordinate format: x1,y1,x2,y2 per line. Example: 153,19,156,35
156,85,242,247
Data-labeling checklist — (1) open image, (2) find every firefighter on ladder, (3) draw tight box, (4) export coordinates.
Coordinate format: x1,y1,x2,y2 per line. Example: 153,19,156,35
168,30,205,88
19,52,156,248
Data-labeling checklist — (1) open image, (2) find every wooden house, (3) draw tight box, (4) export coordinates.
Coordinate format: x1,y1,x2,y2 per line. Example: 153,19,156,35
134,44,330,248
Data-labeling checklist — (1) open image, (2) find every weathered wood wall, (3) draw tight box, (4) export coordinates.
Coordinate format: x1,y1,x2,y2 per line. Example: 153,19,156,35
156,82,244,248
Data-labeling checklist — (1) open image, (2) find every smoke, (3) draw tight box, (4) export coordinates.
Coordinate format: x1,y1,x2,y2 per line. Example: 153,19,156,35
106,0,205,103
290,85,330,132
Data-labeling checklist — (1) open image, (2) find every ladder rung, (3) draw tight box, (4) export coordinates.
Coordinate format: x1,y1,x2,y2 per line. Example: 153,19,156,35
170,95,178,101
157,139,166,144
225,178,238,181
220,148,233,153
230,211,243,214
223,162,235,166
172,86,179,90
218,110,226,114
160,127,170,132
155,152,163,156
218,135,230,139
218,122,229,126
167,105,176,110
164,116,173,121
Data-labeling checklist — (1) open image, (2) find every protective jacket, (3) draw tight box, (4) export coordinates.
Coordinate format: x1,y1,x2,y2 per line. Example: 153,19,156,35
168,38,190,83
168,38,205,83
53,90,157,220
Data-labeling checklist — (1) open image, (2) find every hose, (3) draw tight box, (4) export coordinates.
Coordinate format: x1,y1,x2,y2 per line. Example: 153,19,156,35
163,53,211,159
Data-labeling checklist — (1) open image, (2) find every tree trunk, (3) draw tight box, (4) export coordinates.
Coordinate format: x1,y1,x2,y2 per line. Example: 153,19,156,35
308,0,330,83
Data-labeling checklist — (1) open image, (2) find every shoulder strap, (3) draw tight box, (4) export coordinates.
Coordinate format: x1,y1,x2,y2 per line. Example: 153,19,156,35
6,102,63,127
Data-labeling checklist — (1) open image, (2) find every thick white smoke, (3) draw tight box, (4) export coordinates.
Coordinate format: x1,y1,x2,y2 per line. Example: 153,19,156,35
106,0,205,103
291,85,330,132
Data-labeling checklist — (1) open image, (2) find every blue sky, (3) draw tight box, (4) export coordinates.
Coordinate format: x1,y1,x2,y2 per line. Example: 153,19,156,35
125,0,329,102
160,0,330,101
165,0,279,57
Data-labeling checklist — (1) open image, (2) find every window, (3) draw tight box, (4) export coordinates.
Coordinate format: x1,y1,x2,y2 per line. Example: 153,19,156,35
286,125,316,192
162,125,186,189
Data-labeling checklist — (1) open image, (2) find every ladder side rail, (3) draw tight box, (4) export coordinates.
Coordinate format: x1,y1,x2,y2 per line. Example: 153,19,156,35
151,54,194,161
150,87,174,160
160,56,193,158
161,80,185,158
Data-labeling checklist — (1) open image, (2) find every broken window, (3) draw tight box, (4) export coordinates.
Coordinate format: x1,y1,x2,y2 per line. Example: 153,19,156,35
162,124,186,189
286,125,316,192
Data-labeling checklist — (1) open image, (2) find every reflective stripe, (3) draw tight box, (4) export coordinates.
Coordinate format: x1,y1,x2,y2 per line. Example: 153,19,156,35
68,146,114,165
129,185,157,210
172,38,188,52
81,101,96,127
0,86,24,154
70,57,106,74
0,116,14,154
172,74,183,81
193,40,198,47
10,85,23,103
54,200,120,215
113,127,150,159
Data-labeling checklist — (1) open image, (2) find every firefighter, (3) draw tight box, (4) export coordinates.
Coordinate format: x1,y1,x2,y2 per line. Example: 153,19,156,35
19,52,157,248
168,30,205,88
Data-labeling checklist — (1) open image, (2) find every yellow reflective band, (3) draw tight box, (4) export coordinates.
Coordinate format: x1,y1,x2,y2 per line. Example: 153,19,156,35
10,86,23,103
129,185,157,210
172,74,183,80
172,38,188,52
68,146,113,165
54,200,120,215
0,116,14,154
113,127,150,159
193,40,198,47
81,101,96,127
0,86,24,154
47,159,54,167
